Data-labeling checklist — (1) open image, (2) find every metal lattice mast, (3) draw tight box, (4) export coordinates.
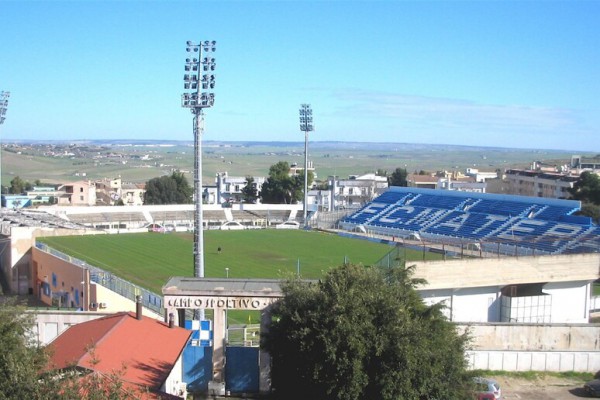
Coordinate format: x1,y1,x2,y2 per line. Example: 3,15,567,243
182,41,216,295
0,91,10,205
299,104,313,226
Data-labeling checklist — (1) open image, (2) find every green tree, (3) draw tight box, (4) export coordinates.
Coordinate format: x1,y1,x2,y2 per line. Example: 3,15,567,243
171,171,193,202
241,176,259,204
0,298,150,400
389,167,408,187
569,171,600,205
0,297,53,399
260,161,306,204
144,172,192,205
376,168,387,177
9,176,27,194
263,264,472,400
577,203,600,224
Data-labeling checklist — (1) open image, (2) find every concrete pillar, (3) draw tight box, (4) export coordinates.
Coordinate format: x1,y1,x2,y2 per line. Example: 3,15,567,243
259,304,273,394
212,307,226,382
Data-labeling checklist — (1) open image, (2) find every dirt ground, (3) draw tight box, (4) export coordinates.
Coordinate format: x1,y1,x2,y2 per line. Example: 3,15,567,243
491,375,593,399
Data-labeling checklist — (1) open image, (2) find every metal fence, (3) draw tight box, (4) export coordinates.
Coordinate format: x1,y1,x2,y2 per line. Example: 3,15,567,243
35,242,164,315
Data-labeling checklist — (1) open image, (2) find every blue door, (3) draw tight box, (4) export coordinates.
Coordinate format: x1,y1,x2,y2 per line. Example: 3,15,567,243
225,346,260,393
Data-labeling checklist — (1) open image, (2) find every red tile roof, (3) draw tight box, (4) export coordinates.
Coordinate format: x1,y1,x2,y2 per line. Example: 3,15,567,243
49,312,191,392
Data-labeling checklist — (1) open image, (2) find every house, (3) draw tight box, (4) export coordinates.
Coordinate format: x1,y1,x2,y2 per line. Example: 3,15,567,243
48,303,191,399
57,181,97,206
96,178,146,206
328,173,389,210
408,172,486,192
504,169,579,199
215,172,265,205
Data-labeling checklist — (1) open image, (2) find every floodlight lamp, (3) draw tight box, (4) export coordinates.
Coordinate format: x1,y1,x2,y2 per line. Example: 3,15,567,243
187,40,192,46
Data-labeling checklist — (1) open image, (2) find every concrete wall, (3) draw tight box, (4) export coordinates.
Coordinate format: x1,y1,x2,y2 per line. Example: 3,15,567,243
94,283,161,318
33,247,160,318
419,280,589,324
459,323,600,372
33,246,90,309
467,350,600,372
4,226,99,295
543,281,591,323
32,310,112,345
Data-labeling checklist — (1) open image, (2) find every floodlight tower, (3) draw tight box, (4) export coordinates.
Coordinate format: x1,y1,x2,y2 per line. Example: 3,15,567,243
299,104,313,226
182,41,216,288
0,91,10,206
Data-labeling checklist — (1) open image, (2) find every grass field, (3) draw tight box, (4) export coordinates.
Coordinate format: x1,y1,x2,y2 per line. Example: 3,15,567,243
37,229,446,294
38,229,443,324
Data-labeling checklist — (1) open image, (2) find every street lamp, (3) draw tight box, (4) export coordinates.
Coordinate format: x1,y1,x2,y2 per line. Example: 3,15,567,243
182,41,216,284
0,91,10,204
299,104,314,227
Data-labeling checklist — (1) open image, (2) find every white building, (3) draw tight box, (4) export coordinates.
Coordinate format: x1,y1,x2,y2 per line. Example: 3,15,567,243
414,253,597,324
215,172,265,204
327,173,389,210
465,168,498,183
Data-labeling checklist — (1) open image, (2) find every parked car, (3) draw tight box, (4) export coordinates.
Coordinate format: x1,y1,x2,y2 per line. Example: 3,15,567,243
473,377,502,400
584,379,600,397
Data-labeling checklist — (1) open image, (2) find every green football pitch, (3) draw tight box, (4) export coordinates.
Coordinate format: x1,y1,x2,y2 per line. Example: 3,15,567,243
37,229,443,294
38,230,443,324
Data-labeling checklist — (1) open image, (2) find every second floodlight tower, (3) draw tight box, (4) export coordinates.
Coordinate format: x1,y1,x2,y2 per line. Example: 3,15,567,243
182,40,216,282
0,91,10,206
299,104,314,226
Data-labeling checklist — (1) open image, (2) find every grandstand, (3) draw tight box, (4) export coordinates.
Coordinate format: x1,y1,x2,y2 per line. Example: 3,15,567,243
38,203,301,232
340,187,599,256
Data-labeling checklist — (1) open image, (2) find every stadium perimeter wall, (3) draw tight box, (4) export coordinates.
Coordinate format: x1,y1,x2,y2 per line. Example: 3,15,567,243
461,323,600,372
1,226,103,295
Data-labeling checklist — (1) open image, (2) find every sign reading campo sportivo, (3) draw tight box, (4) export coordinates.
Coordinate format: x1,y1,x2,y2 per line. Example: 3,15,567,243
166,296,280,310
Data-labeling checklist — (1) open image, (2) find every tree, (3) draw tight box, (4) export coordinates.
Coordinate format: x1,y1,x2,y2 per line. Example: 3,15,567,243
263,264,472,400
241,176,259,204
143,172,193,205
376,168,387,177
389,167,408,187
0,297,55,399
0,297,150,400
577,203,600,224
170,171,193,202
569,171,600,205
260,161,306,204
9,176,27,194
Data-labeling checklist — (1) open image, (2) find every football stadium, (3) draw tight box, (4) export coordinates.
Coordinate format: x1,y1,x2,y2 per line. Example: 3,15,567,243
3,186,600,396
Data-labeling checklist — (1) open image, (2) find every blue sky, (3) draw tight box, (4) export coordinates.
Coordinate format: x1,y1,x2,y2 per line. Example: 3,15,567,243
1,0,599,151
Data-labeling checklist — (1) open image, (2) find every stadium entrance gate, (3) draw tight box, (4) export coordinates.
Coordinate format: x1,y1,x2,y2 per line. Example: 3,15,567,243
163,277,283,396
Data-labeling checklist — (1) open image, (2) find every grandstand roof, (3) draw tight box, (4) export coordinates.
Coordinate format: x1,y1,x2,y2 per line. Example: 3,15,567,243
0,209,91,230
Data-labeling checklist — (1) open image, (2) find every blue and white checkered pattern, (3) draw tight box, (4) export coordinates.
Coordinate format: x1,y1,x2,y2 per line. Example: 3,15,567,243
185,320,213,347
